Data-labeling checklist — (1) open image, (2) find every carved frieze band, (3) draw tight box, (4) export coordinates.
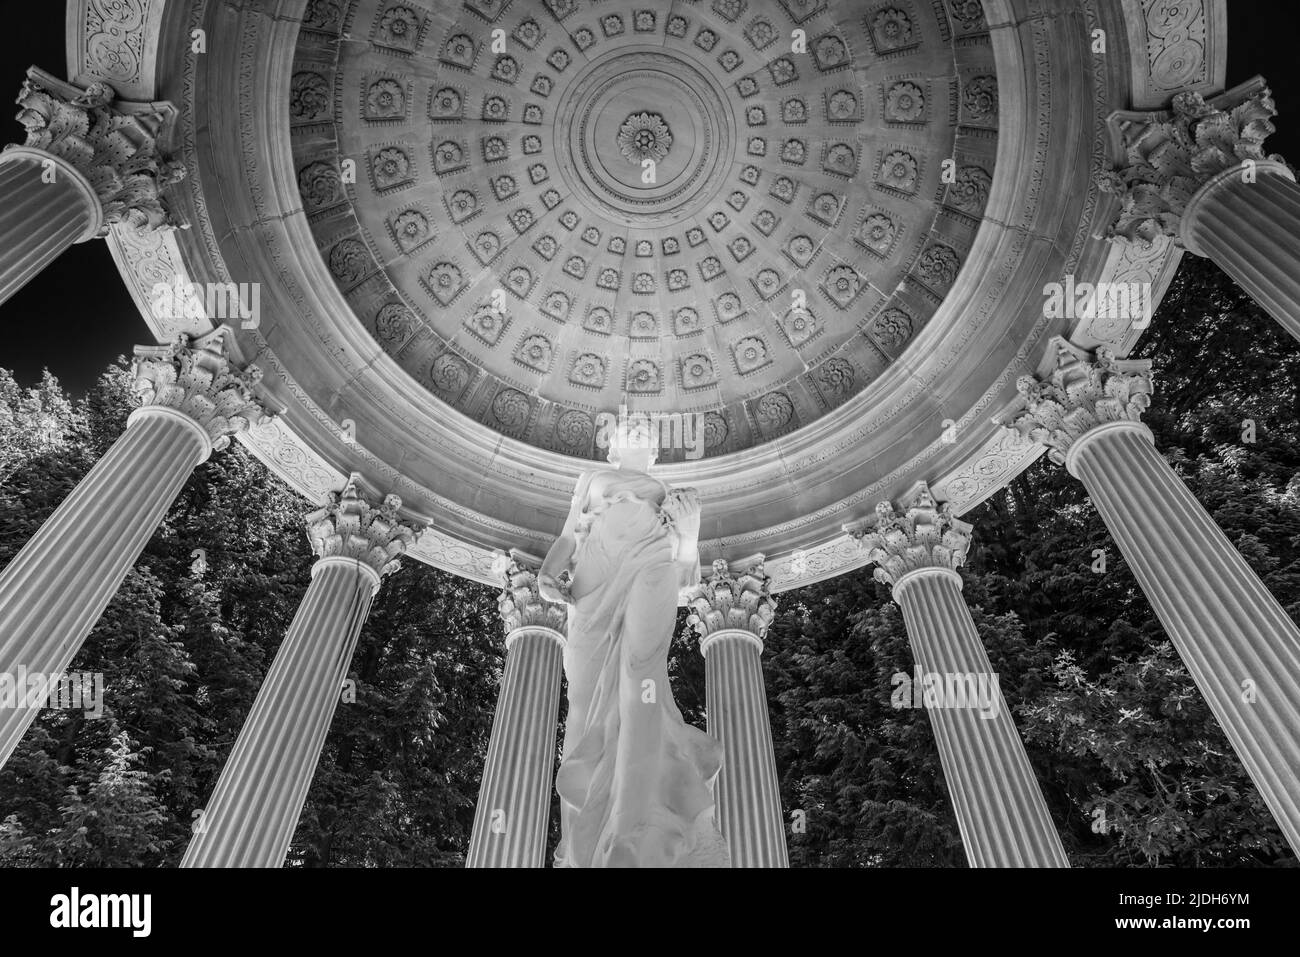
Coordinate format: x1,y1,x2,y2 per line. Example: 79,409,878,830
1117,0,1226,111
70,0,165,101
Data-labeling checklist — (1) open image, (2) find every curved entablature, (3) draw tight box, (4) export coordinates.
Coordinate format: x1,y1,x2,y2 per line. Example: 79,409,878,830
75,0,1225,590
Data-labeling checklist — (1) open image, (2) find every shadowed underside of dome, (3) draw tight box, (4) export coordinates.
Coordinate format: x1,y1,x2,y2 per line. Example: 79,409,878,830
290,0,998,460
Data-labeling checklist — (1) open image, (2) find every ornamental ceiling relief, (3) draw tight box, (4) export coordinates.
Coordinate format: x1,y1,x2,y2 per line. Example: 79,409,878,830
290,0,998,461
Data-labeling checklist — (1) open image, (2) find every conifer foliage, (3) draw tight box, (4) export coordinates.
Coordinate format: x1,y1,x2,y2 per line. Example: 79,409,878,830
0,256,1296,866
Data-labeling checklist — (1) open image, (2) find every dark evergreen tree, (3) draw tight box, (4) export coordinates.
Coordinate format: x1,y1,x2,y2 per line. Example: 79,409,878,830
762,255,1300,867
0,360,500,867
1,253,1297,866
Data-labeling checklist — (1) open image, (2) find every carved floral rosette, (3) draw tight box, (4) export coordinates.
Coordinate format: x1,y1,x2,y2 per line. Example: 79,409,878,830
71,0,1229,598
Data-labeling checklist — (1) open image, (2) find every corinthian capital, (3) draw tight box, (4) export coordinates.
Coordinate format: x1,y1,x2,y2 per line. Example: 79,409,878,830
131,327,270,452
845,483,971,589
1099,78,1285,248
497,551,567,636
11,67,186,234
1009,338,1152,464
304,475,421,579
684,557,777,641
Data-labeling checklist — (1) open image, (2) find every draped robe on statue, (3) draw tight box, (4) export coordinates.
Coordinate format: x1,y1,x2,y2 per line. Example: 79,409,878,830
552,469,730,867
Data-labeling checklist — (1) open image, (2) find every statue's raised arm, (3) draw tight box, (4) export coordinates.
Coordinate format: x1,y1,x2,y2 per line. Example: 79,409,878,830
659,485,703,590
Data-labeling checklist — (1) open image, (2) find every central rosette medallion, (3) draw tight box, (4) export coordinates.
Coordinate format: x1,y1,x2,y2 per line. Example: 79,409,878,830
617,112,673,165
554,46,735,228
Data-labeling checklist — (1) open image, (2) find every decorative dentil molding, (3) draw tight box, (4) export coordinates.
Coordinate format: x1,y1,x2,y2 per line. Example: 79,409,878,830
1099,78,1284,248
844,482,971,589
684,557,777,641
131,326,270,452
304,473,420,579
1008,338,1153,465
497,550,568,636
11,67,185,234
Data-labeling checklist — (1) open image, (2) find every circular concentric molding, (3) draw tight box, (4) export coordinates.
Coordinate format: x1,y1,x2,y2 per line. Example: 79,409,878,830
558,47,734,227
291,0,993,460
101,0,1215,585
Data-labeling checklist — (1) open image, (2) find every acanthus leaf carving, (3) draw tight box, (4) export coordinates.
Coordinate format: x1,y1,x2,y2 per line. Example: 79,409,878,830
304,474,422,579
131,326,271,452
498,552,568,635
1009,339,1153,464
1100,83,1285,248
684,557,777,640
13,67,186,234
844,482,971,588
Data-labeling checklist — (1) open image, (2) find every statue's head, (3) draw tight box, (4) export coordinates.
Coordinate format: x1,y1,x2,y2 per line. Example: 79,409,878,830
606,413,659,473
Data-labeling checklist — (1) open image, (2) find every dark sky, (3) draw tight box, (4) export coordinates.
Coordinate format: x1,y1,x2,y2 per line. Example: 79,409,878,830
0,2,143,393
0,2,1295,395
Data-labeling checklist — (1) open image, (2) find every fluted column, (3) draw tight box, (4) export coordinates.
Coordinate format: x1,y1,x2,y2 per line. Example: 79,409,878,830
182,478,419,868
466,552,566,868
684,558,786,867
1182,161,1299,334
1013,340,1300,855
2,68,184,306
0,146,102,305
1102,78,1300,341
847,485,1069,868
0,328,267,768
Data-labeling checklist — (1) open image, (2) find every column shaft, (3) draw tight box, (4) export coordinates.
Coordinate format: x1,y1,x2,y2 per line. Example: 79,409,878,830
0,407,207,766
1070,422,1300,854
893,569,1070,868
1183,164,1300,343
466,628,564,867
181,559,376,868
0,148,102,308
703,631,788,868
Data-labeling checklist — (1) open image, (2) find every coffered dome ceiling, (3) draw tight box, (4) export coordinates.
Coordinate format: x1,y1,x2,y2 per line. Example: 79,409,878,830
291,0,998,458
91,0,1222,586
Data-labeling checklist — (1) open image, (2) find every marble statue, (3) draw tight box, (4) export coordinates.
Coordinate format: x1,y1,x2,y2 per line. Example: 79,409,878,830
538,423,730,867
